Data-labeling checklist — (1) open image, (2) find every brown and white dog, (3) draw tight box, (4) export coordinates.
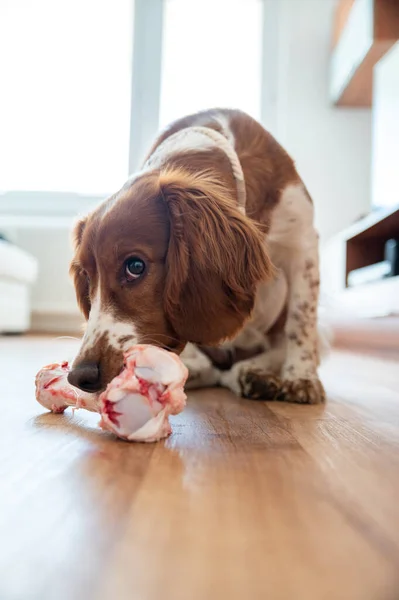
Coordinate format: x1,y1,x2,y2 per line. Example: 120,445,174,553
68,109,325,404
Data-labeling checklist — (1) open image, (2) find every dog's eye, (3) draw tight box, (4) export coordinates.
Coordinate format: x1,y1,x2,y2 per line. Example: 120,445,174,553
124,257,146,281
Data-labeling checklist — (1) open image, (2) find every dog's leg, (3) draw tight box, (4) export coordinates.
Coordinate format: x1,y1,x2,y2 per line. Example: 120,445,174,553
234,258,325,403
277,241,326,403
180,343,221,389
222,184,325,404
221,256,324,405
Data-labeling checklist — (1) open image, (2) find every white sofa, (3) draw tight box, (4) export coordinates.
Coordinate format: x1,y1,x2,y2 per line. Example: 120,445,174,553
0,238,38,333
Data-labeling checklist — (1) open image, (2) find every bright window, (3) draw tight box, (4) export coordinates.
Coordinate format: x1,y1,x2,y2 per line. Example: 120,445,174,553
0,0,133,194
159,0,263,128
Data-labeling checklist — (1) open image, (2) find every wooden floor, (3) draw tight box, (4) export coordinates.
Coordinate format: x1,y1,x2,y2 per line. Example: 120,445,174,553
1,336,399,600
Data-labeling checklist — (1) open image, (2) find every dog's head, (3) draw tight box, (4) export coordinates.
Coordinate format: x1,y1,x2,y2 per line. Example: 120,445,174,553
68,168,272,392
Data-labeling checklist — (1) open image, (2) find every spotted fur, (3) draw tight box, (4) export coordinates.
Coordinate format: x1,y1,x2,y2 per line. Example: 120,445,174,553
69,108,325,402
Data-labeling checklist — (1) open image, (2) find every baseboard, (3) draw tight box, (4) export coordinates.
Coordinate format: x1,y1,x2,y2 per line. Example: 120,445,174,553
328,315,399,354
30,311,84,335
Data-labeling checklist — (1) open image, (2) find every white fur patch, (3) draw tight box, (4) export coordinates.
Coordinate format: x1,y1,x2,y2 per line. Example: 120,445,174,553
268,183,316,249
80,289,138,355
180,343,221,390
215,113,235,146
144,128,215,170
268,184,320,380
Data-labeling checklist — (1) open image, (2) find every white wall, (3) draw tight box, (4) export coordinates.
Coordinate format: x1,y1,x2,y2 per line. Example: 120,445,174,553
371,42,399,209
264,0,372,243
0,0,373,329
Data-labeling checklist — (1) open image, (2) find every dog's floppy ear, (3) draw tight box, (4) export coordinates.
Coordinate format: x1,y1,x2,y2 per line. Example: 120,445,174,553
69,217,91,319
160,168,273,345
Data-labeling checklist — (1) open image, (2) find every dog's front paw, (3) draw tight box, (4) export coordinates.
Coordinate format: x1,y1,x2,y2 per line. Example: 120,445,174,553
239,369,282,400
280,378,326,404
238,370,325,404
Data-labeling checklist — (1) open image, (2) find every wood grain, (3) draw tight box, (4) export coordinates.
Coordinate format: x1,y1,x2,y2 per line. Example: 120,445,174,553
1,336,399,600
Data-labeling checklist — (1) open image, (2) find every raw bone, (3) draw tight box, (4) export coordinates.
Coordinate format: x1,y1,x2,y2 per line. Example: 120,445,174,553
35,345,188,443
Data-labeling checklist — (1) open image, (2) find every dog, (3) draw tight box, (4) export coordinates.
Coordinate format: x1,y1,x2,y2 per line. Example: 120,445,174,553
68,109,325,404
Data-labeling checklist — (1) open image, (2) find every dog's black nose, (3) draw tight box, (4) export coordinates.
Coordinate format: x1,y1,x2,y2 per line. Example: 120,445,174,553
67,362,101,393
